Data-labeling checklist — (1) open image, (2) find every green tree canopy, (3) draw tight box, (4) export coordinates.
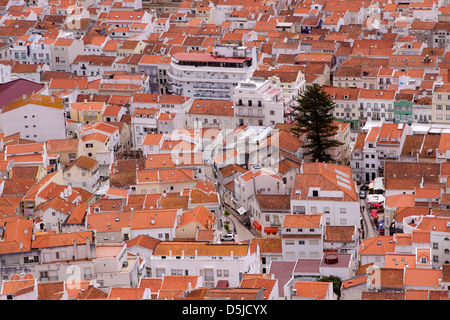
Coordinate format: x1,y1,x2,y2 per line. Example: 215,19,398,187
318,275,342,298
290,83,343,163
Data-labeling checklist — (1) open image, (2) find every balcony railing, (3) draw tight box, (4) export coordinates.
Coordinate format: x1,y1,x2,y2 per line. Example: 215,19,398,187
238,113,264,118
193,85,230,91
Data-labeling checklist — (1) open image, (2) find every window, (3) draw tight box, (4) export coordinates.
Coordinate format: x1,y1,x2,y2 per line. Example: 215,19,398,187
298,240,305,245
84,268,92,279
204,268,214,283
312,190,319,197
24,256,39,264
156,268,165,277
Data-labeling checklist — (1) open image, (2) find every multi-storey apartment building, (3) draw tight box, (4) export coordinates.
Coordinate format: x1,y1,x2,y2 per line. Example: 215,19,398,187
290,162,360,228
50,38,84,72
148,241,261,287
350,122,411,183
168,44,258,100
233,77,286,127
358,89,396,125
281,214,324,260
432,82,450,123
324,85,361,129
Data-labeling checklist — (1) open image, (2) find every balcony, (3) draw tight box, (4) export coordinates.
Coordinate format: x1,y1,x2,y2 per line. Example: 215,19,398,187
238,113,264,118
168,69,246,83
378,154,398,160
83,115,99,121
193,93,231,99
193,85,230,91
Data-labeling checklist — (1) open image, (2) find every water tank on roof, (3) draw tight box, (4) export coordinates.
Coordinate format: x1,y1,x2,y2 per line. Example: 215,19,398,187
324,254,339,265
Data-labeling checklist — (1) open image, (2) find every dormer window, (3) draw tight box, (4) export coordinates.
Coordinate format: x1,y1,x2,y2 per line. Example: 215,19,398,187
312,190,319,197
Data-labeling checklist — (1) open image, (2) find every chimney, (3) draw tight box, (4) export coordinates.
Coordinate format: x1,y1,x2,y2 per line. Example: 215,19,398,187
86,236,90,259
73,238,78,260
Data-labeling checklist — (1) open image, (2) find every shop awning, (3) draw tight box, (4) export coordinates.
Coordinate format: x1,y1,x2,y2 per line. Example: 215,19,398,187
371,210,378,218
373,177,385,191
237,207,246,215
264,227,278,234
253,220,262,231
371,203,383,207
367,194,385,204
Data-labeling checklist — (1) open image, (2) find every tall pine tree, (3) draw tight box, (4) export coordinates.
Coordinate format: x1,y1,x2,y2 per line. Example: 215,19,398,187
290,83,343,163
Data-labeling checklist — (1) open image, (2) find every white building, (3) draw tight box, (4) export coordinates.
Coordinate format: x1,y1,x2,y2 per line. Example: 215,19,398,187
234,77,286,127
350,122,411,183
129,93,193,116
358,89,396,124
0,93,66,142
234,166,286,211
402,214,450,268
131,108,159,149
281,214,324,260
290,162,360,228
50,38,85,72
168,44,258,100
129,209,180,241
148,241,261,287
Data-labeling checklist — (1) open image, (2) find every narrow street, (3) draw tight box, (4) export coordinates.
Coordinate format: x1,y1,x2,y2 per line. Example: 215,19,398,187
219,203,257,243
360,191,378,239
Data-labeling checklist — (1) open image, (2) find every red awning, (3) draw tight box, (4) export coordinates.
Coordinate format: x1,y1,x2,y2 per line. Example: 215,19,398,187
371,203,383,207
252,220,262,231
371,210,378,218
264,227,278,234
